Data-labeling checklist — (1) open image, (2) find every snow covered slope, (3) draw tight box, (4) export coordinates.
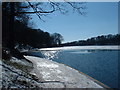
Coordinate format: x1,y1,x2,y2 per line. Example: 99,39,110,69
24,55,109,88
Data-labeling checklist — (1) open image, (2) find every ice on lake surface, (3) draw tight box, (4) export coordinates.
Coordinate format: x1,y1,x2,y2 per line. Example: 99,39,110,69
39,45,119,51
69,50,92,54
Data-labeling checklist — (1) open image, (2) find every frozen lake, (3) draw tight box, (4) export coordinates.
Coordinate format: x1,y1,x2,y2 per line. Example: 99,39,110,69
29,46,119,88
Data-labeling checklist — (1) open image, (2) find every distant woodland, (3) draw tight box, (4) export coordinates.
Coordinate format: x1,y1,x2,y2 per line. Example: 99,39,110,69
63,34,120,46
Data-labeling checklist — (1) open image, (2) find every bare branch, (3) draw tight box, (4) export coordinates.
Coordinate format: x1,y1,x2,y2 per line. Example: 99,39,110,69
28,2,45,22
15,2,86,20
49,2,68,14
16,2,55,14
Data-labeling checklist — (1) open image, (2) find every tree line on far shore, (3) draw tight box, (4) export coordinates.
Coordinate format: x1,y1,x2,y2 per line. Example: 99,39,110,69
63,34,120,46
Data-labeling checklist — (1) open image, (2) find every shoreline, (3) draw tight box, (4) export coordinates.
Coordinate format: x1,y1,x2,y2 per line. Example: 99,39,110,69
24,55,109,88
56,62,110,89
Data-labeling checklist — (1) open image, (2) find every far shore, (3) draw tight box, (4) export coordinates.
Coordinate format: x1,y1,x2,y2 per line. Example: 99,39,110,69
39,45,120,51
20,45,120,53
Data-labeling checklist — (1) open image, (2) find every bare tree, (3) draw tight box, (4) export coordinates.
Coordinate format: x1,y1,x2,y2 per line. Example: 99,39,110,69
51,33,64,45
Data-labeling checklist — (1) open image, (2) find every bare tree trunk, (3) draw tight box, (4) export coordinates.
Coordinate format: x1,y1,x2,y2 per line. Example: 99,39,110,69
7,3,25,59
9,2,15,50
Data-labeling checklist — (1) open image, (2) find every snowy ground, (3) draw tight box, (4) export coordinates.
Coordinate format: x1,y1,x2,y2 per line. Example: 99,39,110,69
39,45,120,51
24,55,108,88
1,57,41,88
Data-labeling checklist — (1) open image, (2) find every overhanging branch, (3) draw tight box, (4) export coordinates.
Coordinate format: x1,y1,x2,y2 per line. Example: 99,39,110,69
16,10,55,14
16,2,55,15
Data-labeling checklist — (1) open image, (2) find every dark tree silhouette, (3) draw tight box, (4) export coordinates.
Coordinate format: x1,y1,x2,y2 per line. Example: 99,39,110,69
2,2,28,49
9,3,15,50
51,33,64,45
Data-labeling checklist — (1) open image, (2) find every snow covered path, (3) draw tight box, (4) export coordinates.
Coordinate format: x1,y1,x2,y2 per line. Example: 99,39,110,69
24,55,108,88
